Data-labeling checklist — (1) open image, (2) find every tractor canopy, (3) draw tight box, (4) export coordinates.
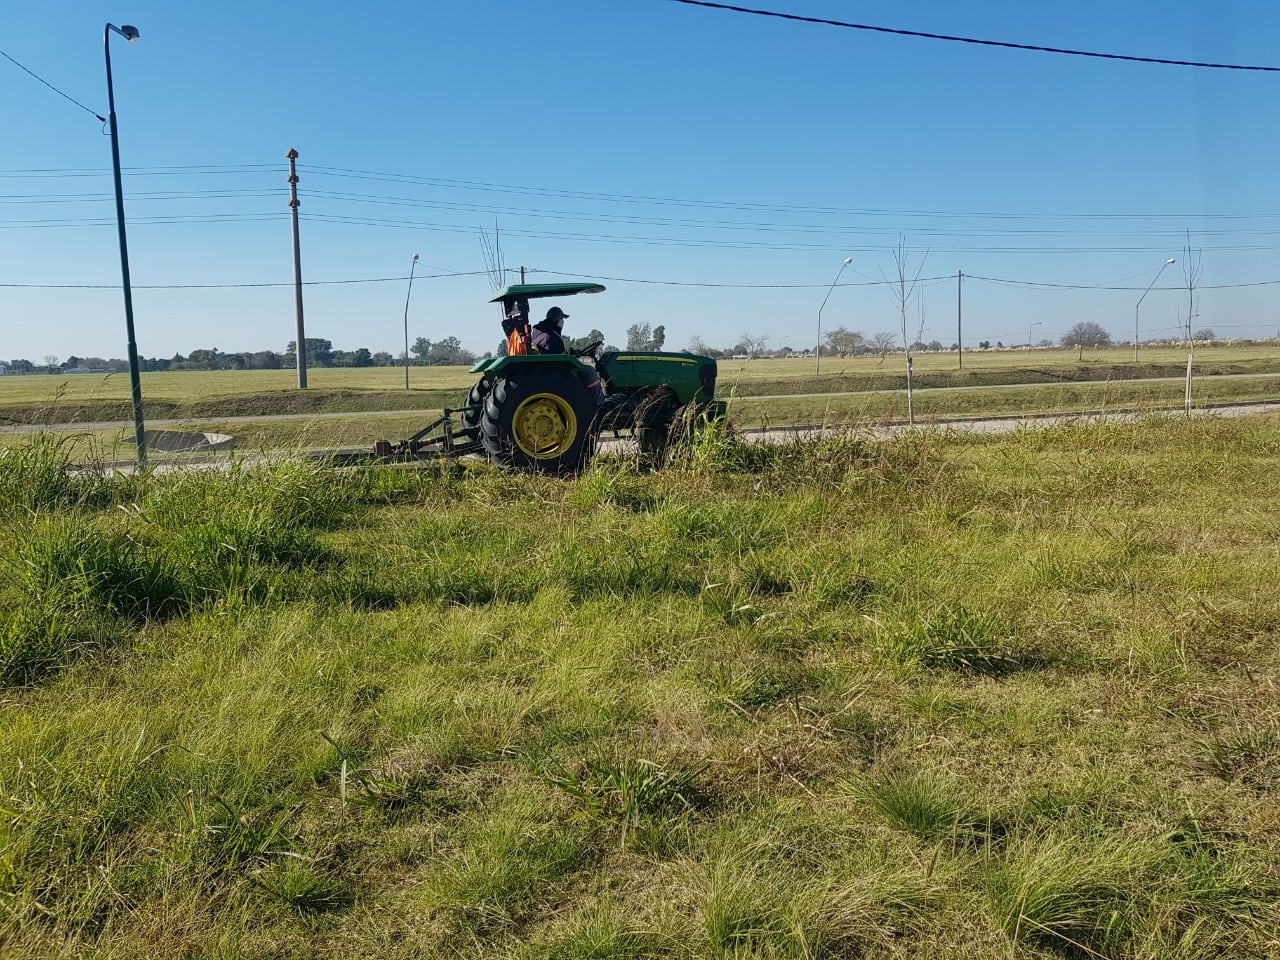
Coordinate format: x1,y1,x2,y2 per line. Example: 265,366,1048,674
488,282,606,309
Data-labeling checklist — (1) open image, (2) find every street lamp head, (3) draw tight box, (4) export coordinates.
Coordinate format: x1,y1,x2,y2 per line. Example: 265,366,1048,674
1166,258,1176,265
121,25,140,41
412,253,419,262
842,257,852,265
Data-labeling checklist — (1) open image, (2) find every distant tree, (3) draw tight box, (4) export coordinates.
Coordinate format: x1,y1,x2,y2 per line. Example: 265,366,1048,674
351,347,373,367
824,326,865,358
187,348,222,369
687,335,709,355
43,355,59,371
870,332,897,357
567,328,606,354
738,333,769,358
410,337,432,362
926,339,944,351
1193,328,1215,342
371,351,394,366
650,325,666,350
427,337,476,365
1060,322,1112,348
286,338,334,366
626,323,652,350
978,340,991,350
248,350,282,370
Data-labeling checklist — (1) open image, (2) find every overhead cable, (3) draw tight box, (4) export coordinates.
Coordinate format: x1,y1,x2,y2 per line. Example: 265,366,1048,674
666,0,1280,72
0,47,104,120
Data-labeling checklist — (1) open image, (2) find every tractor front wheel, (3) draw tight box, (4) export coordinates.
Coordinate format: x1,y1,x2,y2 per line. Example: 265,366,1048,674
636,391,680,461
480,373,597,473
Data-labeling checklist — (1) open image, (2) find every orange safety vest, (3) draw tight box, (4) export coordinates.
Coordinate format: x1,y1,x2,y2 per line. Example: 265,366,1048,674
506,326,528,356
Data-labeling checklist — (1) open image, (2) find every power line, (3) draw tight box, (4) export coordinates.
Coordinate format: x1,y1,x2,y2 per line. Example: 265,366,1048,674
0,47,105,121
517,267,1280,294
0,165,277,179
0,270,490,290
4,161,1280,226
666,0,1280,72
4,265,1280,302
8,206,1280,256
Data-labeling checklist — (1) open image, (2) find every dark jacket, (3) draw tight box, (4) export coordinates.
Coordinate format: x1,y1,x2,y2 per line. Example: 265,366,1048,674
531,319,566,355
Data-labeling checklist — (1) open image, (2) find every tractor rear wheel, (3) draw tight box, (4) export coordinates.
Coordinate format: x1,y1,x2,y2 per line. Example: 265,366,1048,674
459,378,490,436
480,372,597,473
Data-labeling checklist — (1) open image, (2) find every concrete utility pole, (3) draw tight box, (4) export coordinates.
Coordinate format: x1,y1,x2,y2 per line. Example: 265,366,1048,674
287,149,307,388
956,270,963,369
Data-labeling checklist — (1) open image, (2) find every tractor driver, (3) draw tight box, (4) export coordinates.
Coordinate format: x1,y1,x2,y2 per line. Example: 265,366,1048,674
532,306,607,405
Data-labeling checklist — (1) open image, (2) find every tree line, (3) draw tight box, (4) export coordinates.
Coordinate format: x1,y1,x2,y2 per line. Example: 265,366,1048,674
4,337,482,375
3,322,1229,377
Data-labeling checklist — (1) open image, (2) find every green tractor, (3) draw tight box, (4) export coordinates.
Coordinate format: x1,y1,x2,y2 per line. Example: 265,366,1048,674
374,282,726,473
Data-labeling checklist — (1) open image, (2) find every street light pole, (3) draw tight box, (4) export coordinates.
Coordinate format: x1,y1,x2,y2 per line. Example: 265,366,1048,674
403,254,418,389
1135,258,1175,363
816,257,852,375
104,22,146,466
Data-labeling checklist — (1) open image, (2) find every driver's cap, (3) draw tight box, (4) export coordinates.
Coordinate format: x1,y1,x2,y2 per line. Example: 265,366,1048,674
546,306,569,321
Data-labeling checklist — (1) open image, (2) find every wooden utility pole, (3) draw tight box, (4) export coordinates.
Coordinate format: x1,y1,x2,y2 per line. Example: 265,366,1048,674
956,270,963,369
287,148,307,388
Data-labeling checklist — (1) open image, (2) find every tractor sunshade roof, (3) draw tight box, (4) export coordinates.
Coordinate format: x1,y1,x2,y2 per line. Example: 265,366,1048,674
488,282,606,303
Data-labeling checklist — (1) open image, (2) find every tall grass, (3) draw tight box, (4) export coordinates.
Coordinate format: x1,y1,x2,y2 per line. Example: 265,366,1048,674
1,417,1278,957
0,433,114,516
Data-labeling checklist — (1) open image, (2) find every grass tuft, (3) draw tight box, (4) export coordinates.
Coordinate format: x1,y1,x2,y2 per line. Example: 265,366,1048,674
544,753,706,848
878,604,1038,674
1205,725,1280,792
0,433,114,516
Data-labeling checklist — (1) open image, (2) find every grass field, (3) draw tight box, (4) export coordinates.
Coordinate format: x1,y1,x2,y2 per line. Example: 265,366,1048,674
4,371,1279,463
2,344,1278,410
1,416,1277,958
1,344,1278,467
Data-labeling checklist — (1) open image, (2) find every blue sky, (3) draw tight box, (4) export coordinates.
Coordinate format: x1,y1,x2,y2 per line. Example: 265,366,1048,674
4,0,1280,362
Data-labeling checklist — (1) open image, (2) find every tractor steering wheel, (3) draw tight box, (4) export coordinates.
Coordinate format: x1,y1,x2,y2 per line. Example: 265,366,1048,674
571,340,604,361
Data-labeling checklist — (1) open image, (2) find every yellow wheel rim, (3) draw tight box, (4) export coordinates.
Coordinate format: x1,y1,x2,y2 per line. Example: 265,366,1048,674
512,393,578,458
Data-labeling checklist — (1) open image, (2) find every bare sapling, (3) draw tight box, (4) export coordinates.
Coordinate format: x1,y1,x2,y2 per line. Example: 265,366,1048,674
887,236,928,426
1182,233,1203,414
